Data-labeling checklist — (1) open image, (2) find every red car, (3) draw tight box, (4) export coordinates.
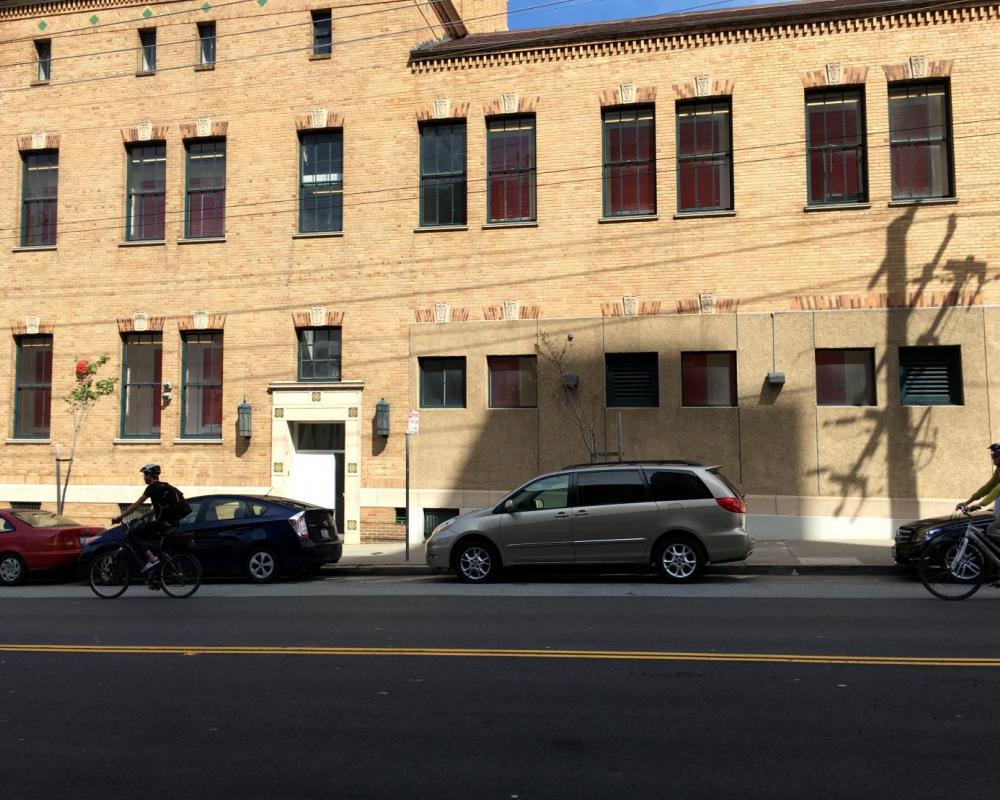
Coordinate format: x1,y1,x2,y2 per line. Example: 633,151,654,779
0,508,103,586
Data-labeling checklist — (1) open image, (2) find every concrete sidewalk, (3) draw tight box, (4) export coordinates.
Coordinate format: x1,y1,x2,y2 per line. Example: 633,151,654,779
331,538,902,576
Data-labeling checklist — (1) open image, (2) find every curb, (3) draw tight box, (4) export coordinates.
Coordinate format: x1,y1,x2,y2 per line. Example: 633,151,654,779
327,564,909,578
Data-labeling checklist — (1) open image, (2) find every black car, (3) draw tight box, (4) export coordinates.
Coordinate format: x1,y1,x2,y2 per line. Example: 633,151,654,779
79,495,342,583
892,510,992,564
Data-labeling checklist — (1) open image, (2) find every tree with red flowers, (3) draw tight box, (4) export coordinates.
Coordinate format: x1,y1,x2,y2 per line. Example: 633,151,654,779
56,355,117,514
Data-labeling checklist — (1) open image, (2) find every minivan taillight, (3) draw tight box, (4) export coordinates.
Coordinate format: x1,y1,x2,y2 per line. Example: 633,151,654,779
716,496,746,514
289,511,310,541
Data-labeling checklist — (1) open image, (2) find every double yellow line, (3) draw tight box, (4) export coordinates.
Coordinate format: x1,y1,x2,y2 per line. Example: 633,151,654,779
1,643,998,667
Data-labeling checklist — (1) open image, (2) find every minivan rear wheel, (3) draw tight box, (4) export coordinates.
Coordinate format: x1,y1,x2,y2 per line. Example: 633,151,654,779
654,537,705,583
453,539,500,583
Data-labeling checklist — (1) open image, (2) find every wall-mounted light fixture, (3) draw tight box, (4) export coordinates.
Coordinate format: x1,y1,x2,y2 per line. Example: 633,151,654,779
375,398,390,437
161,381,173,405
237,398,252,438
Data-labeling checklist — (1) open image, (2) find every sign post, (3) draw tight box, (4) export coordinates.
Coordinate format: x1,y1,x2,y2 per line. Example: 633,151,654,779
405,411,419,561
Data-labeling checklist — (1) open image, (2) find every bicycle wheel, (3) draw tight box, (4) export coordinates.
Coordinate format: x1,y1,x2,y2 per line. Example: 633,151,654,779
89,552,130,599
159,553,202,599
918,538,986,601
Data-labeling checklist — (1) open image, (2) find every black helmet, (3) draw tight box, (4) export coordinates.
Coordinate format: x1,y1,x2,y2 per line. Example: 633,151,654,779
140,464,161,478
990,444,1000,453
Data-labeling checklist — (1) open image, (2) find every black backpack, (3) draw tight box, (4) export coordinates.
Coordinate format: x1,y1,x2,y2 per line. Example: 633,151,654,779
162,484,193,525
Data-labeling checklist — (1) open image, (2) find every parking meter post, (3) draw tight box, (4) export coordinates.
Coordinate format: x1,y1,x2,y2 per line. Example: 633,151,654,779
405,432,410,562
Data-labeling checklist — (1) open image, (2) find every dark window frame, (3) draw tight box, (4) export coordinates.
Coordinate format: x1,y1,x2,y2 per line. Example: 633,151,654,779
311,10,332,56
805,86,869,206
198,21,216,66
815,348,877,407
181,331,223,439
899,345,963,406
138,28,156,73
184,137,226,239
419,120,467,228
299,129,344,233
486,115,536,223
34,39,51,81
120,332,163,439
888,80,955,200
605,352,660,408
419,357,466,409
21,149,58,247
297,326,342,382
13,334,53,439
676,98,734,213
680,351,737,408
602,105,656,218
125,142,166,242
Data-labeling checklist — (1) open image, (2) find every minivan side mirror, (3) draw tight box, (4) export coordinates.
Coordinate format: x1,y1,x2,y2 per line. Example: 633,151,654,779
504,499,514,513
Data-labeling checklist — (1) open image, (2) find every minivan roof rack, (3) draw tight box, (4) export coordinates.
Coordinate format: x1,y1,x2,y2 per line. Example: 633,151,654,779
561,460,704,470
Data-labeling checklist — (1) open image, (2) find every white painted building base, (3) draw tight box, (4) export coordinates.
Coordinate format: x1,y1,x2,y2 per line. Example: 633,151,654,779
747,514,899,543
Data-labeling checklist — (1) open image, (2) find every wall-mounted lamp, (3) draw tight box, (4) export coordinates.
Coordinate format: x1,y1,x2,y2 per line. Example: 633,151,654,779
766,372,786,386
561,373,579,390
237,398,252,438
161,381,173,405
375,398,390,437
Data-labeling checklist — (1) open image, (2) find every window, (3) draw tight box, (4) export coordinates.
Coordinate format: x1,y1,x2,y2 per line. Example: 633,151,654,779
606,353,658,408
139,29,156,73
505,474,570,513
899,346,963,406
182,332,223,438
125,143,166,241
21,150,58,247
10,501,42,512
395,508,407,525
677,99,733,212
419,121,467,227
419,357,466,408
312,10,332,55
34,39,51,81
488,355,537,408
185,139,225,238
198,22,216,66
14,335,52,438
297,327,341,381
423,508,459,539
204,498,265,522
121,332,162,438
487,116,536,223
299,130,343,233
646,470,713,502
602,106,655,217
806,88,867,205
889,82,954,200
815,349,876,406
681,352,737,407
576,470,648,507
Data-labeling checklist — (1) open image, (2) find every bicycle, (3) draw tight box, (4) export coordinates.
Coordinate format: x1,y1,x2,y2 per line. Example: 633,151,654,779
918,508,1000,600
89,520,202,600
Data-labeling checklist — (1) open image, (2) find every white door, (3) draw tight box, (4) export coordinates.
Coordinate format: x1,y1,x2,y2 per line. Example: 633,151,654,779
290,451,337,510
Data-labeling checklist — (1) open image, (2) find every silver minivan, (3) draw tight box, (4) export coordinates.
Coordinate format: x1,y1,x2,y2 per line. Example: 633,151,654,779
425,461,752,583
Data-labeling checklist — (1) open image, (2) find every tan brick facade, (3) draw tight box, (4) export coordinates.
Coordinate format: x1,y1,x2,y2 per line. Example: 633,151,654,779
0,0,998,541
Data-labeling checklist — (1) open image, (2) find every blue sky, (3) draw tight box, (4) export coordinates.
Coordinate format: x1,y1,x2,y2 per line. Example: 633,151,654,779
508,0,781,29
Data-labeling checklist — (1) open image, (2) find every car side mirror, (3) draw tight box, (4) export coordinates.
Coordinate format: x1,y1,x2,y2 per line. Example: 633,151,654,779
504,500,514,513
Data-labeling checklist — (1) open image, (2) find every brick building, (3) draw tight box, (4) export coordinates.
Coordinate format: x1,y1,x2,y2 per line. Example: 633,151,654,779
1,0,998,543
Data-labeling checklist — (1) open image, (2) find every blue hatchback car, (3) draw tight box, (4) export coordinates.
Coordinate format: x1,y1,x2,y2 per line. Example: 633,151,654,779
78,494,342,583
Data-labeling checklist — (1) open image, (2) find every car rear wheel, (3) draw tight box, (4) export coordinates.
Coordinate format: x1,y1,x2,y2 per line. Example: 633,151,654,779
0,553,26,586
245,547,279,583
654,537,705,583
453,539,500,583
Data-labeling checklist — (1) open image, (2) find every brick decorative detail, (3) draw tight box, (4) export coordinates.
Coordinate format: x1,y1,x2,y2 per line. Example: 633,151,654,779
639,301,662,316
117,316,165,332
801,65,869,87
482,94,539,115
881,58,953,81
10,318,53,335
177,313,226,331
414,307,471,322
179,119,228,139
450,308,470,322
789,290,980,311
671,78,734,99
600,84,656,106
414,308,435,323
604,299,662,316
295,109,345,131
120,124,169,143
415,101,470,121
519,304,541,320
292,310,344,327
676,297,740,314
17,133,59,151
601,302,624,317
483,305,503,320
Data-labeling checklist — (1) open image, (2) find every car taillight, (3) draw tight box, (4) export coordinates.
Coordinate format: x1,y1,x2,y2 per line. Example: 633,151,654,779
716,496,746,514
289,511,310,541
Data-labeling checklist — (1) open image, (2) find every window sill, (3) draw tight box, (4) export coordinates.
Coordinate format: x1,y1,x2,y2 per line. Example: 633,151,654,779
309,53,332,60
803,202,871,213
413,225,468,233
194,64,215,72
598,215,658,224
293,231,344,239
888,197,959,207
173,437,223,445
4,438,51,445
674,210,737,220
418,407,467,411
30,79,49,87
119,239,166,247
135,70,156,77
113,438,162,445
177,237,226,244
12,245,56,252
482,221,538,229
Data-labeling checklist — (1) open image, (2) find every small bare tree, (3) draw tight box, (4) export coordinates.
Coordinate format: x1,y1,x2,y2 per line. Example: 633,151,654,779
56,356,117,514
535,332,603,463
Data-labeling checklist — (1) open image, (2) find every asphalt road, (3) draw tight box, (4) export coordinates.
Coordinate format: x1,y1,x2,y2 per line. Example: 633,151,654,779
2,581,999,799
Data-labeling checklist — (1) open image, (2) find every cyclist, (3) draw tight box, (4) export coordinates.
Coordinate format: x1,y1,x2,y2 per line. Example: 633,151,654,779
955,442,1000,544
113,464,191,574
